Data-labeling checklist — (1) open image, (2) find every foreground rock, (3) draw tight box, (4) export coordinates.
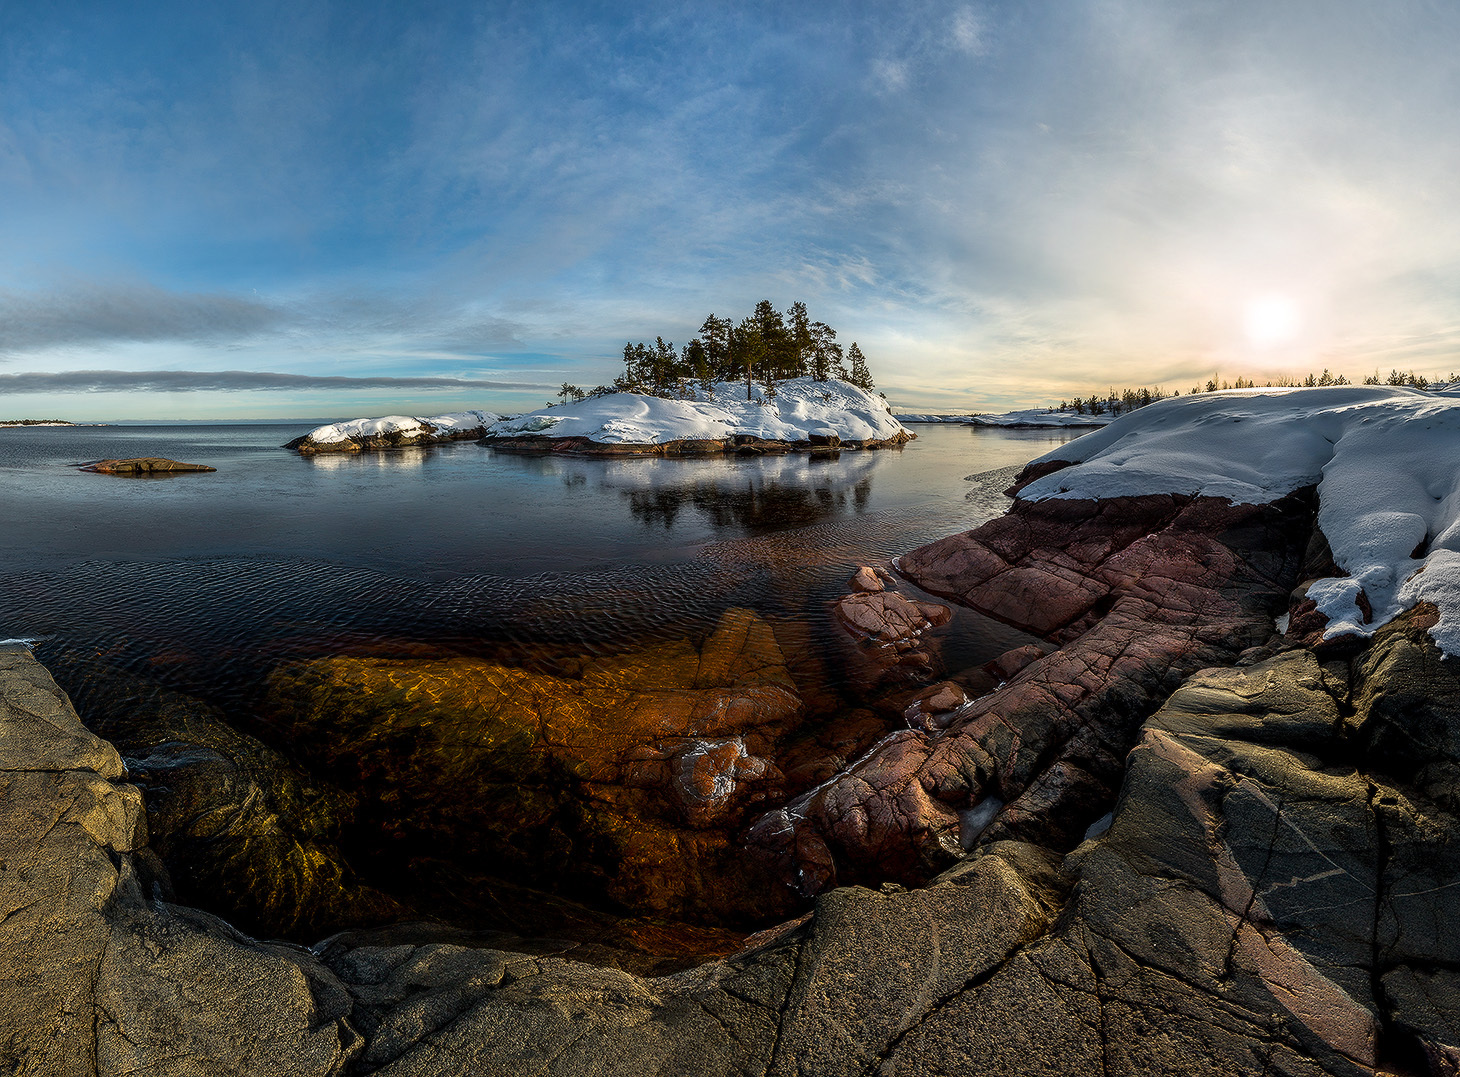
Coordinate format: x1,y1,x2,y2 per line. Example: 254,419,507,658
21,620,1460,1074
79,457,216,474
748,486,1316,894
39,649,405,942
0,647,359,1074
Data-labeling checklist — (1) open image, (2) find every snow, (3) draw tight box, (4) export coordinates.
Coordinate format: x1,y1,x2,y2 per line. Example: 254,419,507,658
295,410,502,447
966,409,1112,428
895,409,1111,427
485,378,906,445
1016,385,1460,654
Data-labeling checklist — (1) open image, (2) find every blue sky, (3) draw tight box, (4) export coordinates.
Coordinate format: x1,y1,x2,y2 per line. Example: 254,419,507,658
4,1,1460,419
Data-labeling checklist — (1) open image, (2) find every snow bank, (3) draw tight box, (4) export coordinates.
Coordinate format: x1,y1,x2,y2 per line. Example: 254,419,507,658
897,413,979,423
1017,386,1460,654
485,378,906,445
291,410,503,450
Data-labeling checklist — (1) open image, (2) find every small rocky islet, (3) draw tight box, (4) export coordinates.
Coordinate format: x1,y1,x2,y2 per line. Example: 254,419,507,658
11,386,1460,1074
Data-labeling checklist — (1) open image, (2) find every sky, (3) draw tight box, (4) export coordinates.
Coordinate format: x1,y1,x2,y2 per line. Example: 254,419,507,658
4,0,1460,419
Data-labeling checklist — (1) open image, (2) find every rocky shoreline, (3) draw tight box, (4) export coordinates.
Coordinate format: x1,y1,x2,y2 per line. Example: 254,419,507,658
12,438,1460,1072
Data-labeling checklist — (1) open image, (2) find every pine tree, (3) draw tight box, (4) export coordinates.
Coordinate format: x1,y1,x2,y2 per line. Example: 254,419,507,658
789,301,812,377
846,343,873,391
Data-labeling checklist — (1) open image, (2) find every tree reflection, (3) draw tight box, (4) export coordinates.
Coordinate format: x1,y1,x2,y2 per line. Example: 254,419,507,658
623,474,875,531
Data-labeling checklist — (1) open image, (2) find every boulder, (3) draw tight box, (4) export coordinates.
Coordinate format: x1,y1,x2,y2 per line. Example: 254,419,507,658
79,457,216,474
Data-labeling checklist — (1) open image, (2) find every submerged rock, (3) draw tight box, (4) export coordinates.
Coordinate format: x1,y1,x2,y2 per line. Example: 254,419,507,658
40,650,404,941
263,607,806,924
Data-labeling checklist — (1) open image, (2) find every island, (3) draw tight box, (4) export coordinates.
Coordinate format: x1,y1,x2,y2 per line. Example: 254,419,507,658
0,418,76,427
286,377,913,456
12,384,1460,1074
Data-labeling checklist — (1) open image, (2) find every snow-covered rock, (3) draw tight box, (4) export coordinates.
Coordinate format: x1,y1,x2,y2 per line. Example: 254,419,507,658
966,409,1112,428
1016,385,1460,654
484,378,909,448
287,410,503,453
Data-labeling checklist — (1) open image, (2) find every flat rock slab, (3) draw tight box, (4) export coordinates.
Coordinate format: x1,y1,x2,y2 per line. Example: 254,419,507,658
79,457,216,474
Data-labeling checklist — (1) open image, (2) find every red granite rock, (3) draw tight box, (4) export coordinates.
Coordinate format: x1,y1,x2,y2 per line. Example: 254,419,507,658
748,484,1315,895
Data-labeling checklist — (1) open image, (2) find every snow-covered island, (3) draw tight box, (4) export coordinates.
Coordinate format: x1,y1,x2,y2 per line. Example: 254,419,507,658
285,410,504,454
1014,384,1460,654
289,378,912,456
0,419,77,427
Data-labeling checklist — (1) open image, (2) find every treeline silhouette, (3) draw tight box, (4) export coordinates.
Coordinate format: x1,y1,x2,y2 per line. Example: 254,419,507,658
1057,368,1457,417
558,300,876,404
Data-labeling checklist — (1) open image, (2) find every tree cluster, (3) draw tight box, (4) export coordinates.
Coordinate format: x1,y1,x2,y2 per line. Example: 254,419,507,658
1051,367,1460,418
559,300,877,404
1058,386,1171,416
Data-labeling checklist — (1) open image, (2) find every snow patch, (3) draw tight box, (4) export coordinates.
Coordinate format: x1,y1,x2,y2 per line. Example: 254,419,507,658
1016,386,1460,654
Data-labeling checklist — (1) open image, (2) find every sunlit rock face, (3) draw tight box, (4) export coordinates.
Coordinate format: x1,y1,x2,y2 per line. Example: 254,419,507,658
264,607,806,924
748,475,1317,896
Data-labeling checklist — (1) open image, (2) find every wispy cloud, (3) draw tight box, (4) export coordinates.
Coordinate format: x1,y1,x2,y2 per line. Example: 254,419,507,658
0,370,547,393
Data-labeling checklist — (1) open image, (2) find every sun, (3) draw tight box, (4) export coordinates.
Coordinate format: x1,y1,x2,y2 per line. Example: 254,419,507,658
1244,295,1301,348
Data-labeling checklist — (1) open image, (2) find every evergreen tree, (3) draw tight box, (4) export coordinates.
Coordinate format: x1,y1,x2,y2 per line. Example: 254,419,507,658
789,301,812,377
809,321,839,381
846,342,874,391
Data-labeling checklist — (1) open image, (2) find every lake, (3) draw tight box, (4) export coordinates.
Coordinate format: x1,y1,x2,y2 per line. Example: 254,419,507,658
0,419,1088,951
0,421,1083,694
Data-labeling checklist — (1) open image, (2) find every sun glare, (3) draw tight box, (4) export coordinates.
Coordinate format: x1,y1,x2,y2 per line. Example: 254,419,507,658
1244,295,1301,348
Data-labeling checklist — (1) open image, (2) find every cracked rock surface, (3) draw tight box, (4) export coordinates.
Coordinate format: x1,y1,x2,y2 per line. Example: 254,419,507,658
748,487,1316,895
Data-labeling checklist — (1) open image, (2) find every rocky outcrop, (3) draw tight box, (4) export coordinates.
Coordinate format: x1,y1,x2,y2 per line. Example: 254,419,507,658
14,572,1460,1073
262,608,809,925
78,457,216,474
0,647,359,1075
748,486,1316,896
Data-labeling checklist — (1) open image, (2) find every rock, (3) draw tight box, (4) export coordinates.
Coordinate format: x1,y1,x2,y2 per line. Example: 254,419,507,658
834,590,952,642
849,565,884,592
750,488,1315,896
902,680,970,731
0,648,358,1075
986,642,1047,681
263,607,805,924
40,649,405,941
79,457,216,474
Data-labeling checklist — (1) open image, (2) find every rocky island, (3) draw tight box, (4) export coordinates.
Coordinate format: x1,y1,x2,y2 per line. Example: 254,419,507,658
286,378,910,456
12,384,1460,1074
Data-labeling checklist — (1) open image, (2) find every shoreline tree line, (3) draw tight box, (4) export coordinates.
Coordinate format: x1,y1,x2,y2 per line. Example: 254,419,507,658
1056,368,1457,417
558,300,875,405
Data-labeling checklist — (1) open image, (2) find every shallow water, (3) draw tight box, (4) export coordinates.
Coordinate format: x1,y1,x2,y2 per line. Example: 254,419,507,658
0,422,1082,689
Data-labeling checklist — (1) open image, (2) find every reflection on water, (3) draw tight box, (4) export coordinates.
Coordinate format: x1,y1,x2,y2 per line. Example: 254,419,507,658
302,447,435,471
625,474,874,530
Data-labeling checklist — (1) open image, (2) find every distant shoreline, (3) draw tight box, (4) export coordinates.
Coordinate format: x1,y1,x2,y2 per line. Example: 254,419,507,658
0,419,78,427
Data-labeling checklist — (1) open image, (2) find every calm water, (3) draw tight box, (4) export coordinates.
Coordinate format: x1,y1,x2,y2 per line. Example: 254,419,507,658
0,422,1083,708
